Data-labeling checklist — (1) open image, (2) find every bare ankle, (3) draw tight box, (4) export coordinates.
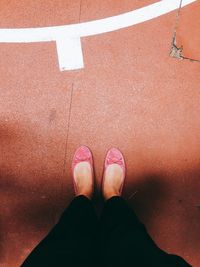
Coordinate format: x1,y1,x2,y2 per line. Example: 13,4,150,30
103,189,120,200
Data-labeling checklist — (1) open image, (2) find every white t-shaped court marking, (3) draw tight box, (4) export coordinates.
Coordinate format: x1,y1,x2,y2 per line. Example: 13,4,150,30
0,0,196,71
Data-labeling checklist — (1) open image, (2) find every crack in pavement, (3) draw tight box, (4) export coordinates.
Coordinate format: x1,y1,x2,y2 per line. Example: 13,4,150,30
170,0,200,62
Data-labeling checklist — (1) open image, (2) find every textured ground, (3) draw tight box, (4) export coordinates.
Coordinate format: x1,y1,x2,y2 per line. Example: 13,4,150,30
0,1,200,266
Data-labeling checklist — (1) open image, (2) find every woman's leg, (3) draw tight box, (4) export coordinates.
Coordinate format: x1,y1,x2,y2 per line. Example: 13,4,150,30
22,195,98,267
101,148,191,267
22,146,97,267
100,196,191,267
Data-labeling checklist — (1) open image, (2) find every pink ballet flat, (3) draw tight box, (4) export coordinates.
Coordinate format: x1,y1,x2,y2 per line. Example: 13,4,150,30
72,145,94,196
103,148,126,196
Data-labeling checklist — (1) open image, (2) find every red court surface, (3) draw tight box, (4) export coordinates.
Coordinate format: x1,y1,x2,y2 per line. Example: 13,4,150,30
175,0,200,60
0,1,200,266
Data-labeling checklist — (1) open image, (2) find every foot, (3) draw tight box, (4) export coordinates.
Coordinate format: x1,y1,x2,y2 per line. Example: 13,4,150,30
102,148,126,200
72,146,94,199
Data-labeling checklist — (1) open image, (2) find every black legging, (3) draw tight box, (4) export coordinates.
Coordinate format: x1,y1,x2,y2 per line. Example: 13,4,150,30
21,196,191,267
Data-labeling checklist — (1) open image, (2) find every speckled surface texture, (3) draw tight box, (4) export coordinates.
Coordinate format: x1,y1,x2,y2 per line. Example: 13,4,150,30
0,1,200,266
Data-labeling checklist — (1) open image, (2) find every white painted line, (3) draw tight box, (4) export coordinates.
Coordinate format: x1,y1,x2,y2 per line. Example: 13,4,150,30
0,0,196,71
56,37,84,71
